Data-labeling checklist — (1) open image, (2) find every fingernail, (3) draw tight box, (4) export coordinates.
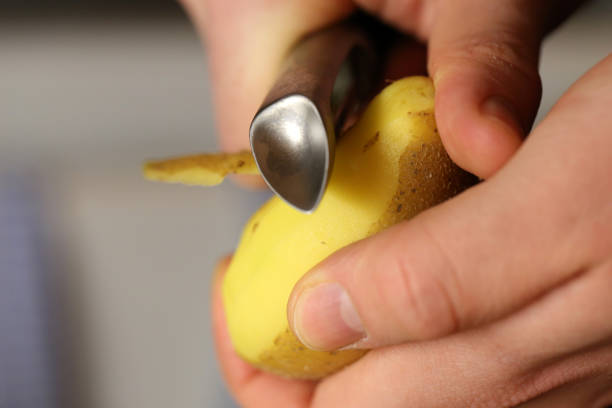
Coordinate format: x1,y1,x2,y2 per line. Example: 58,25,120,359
292,283,365,351
481,95,524,135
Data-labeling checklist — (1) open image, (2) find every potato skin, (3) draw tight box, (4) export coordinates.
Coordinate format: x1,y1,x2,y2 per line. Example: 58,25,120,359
144,151,257,186
223,77,476,379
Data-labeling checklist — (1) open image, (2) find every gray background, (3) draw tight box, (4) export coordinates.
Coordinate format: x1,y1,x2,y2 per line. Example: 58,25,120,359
0,1,611,407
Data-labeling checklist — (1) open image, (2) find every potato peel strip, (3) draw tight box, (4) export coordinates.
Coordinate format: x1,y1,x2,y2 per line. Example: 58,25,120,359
144,151,259,186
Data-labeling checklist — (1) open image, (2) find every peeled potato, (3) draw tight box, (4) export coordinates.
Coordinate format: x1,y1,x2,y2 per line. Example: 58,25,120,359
222,77,476,379
143,77,475,379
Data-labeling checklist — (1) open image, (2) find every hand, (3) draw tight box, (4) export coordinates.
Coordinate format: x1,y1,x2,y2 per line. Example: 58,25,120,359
213,55,612,408
181,0,583,179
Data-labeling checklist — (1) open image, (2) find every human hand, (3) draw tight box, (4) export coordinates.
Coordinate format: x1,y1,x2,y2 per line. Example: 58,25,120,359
212,54,612,408
181,0,583,178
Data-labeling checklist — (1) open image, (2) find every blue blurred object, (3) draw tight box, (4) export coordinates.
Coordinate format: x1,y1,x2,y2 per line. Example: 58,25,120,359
0,175,57,408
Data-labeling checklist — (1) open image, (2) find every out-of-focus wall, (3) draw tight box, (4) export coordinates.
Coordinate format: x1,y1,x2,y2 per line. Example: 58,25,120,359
1,2,259,408
0,1,611,408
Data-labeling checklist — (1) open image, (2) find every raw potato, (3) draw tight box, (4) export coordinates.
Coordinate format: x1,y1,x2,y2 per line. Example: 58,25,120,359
223,77,476,379
144,151,258,186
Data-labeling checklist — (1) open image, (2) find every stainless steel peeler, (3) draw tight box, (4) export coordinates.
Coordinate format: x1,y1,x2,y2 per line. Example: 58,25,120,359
249,21,380,212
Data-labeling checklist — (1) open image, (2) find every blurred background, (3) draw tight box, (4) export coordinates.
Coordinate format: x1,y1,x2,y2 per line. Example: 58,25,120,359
0,1,610,407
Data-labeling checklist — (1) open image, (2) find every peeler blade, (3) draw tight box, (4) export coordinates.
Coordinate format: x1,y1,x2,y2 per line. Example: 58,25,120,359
249,20,379,212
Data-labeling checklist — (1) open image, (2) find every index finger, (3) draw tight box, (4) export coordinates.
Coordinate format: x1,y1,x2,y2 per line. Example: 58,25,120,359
182,0,354,153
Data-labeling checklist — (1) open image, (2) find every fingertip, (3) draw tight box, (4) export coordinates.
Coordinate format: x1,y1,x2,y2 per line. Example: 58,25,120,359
290,282,366,351
288,243,369,351
434,74,525,178
426,0,543,178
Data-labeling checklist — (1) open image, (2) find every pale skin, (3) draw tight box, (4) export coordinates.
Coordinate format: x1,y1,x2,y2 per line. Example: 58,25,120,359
183,0,612,406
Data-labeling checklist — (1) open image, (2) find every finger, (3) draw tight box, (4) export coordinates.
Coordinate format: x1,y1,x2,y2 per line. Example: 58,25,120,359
519,374,612,408
314,347,612,408
287,55,612,351
427,0,551,178
182,0,354,153
211,257,315,408
500,259,612,363
181,0,353,189
310,259,612,408
341,0,583,178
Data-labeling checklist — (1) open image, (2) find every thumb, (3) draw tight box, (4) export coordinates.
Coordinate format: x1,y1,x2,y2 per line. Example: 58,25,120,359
286,180,574,351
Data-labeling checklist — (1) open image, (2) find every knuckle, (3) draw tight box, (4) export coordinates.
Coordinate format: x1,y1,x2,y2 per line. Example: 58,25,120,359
444,29,541,90
391,224,461,339
469,31,540,85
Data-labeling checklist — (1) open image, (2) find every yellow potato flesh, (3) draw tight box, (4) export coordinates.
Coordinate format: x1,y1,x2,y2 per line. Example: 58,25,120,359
223,77,476,379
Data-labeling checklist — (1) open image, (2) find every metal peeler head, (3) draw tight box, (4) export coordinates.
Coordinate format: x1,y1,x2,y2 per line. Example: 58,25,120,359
249,21,378,213
250,94,331,213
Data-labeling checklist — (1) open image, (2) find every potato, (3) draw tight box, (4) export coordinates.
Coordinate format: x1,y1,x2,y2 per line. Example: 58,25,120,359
144,77,475,379
222,77,476,379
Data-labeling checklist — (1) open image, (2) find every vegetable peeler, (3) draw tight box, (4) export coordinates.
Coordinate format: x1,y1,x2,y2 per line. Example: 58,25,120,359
249,20,380,213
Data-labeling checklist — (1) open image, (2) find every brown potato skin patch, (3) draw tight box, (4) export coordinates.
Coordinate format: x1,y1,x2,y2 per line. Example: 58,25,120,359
369,124,477,235
256,329,367,380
